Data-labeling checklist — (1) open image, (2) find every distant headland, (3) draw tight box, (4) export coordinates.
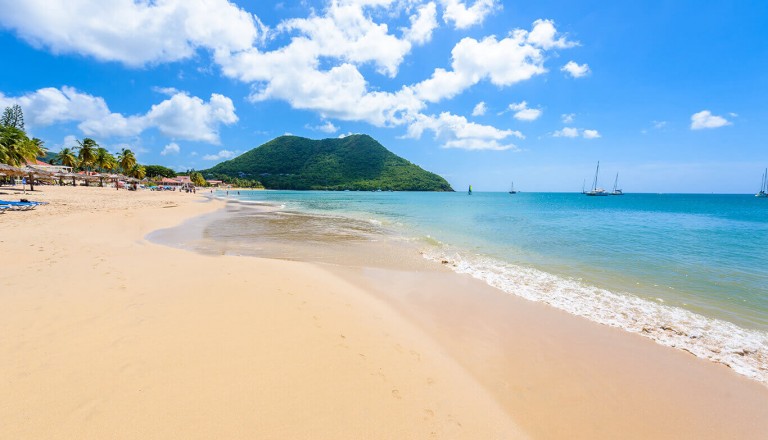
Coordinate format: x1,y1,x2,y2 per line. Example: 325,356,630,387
202,134,454,191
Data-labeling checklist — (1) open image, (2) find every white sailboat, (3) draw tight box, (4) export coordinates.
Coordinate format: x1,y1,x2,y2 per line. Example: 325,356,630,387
609,173,623,196
757,168,768,198
585,161,608,196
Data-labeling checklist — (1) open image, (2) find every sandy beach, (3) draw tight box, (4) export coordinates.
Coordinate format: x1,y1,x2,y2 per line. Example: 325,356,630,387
1,185,767,439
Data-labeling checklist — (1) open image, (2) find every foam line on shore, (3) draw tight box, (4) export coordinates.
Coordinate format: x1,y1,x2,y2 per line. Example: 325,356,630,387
422,247,768,384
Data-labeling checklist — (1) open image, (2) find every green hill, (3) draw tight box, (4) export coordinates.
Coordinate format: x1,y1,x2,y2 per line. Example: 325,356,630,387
202,134,453,191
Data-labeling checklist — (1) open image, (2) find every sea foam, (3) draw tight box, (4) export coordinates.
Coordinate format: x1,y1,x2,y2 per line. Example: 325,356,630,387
422,247,768,384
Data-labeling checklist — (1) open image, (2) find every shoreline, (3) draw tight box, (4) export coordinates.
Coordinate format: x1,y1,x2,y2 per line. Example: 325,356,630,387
190,193,768,384
2,186,767,438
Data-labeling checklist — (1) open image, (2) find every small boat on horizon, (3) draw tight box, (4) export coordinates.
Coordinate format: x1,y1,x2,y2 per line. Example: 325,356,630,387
585,161,608,196
609,173,624,196
509,181,517,194
756,168,767,198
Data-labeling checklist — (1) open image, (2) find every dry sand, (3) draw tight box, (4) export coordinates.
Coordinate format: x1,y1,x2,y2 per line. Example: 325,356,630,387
1,185,767,439
0,186,522,439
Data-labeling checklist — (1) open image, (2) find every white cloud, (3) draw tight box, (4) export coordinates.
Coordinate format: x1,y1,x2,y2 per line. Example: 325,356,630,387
440,0,499,29
0,87,237,143
307,121,339,133
561,61,590,78
218,16,575,136
553,127,579,138
161,142,181,156
203,150,237,161
275,0,412,77
653,120,667,129
526,19,578,49
405,112,523,151
553,127,600,139
403,2,438,45
509,101,542,121
144,92,238,143
691,110,731,130
561,113,575,123
153,87,180,96
412,20,575,104
472,101,487,116
2,3,587,155
0,0,264,66
690,110,731,130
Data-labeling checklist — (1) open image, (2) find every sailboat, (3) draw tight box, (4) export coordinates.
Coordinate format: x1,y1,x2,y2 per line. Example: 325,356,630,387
584,161,608,196
508,182,517,194
757,168,768,198
609,173,623,195
468,184,473,195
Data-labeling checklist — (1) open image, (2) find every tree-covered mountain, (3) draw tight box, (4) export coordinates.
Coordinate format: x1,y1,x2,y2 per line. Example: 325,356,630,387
203,134,453,191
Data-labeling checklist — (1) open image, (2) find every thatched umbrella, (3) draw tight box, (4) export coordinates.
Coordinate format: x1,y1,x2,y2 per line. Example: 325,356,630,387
54,171,79,186
21,166,56,191
96,173,113,187
0,163,25,175
0,164,23,186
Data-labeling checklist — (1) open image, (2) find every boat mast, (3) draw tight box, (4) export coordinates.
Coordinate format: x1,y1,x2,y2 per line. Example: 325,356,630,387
613,173,619,192
764,168,767,192
592,161,600,191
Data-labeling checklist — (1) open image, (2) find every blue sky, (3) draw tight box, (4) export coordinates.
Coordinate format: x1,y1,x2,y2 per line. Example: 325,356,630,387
0,0,766,193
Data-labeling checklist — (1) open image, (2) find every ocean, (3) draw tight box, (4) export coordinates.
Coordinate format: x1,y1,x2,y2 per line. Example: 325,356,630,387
198,190,768,382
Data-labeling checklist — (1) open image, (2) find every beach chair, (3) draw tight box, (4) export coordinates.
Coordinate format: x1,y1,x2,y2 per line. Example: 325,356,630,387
1,199,48,206
0,201,37,211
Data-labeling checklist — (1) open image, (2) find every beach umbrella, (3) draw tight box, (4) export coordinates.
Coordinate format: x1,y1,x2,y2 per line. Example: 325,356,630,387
55,171,79,186
0,163,25,176
20,166,56,191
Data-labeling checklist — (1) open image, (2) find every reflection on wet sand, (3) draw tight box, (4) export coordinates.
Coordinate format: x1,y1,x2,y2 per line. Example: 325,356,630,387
150,202,434,270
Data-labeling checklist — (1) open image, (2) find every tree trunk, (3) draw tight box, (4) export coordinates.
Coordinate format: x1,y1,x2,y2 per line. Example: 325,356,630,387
28,173,35,191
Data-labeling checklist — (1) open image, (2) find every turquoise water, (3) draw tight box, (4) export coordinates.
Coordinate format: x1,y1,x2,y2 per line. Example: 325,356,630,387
218,190,768,382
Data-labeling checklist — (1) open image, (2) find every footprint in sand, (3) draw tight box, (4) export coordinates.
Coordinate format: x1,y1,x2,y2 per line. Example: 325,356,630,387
391,389,401,399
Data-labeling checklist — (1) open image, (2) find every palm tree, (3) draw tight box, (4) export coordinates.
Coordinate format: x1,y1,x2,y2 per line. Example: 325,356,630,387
93,148,115,172
30,137,46,159
56,147,78,169
93,147,117,186
130,164,146,180
76,138,98,173
0,125,28,166
53,147,77,185
0,129,46,189
118,148,136,174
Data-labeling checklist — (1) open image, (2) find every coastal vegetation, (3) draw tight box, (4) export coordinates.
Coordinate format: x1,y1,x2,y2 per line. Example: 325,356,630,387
0,104,46,168
144,165,177,178
1,105,156,189
203,134,453,191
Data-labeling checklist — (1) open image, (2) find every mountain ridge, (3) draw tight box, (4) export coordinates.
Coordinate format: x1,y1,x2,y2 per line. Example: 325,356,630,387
202,134,453,191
